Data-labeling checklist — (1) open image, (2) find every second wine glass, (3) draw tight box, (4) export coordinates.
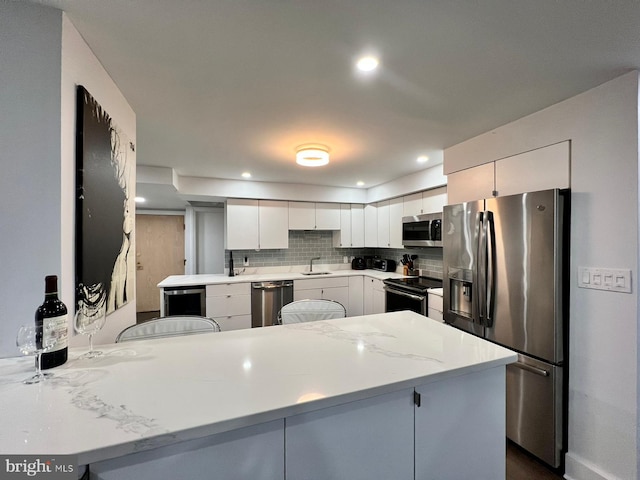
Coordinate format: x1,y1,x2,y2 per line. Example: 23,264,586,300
16,323,55,384
74,307,106,358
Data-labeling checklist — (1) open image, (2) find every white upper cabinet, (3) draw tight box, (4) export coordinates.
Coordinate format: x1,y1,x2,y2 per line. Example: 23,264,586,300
333,204,364,248
364,204,378,248
350,204,365,248
333,204,352,248
315,203,341,230
289,202,340,230
403,193,423,217
375,198,403,249
389,197,403,248
226,199,259,250
421,187,448,213
495,141,570,197
226,199,288,250
447,141,570,204
447,163,495,204
258,200,289,249
377,200,390,248
403,187,448,216
288,201,316,230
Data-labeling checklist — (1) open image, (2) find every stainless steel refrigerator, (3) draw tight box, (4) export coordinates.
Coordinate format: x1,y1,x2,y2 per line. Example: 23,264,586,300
443,188,568,468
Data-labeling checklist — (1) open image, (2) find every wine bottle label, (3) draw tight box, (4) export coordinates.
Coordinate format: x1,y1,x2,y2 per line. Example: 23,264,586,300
44,314,68,352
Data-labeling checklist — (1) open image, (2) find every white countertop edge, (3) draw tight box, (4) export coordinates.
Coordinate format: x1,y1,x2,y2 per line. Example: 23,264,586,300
158,268,421,288
77,357,514,465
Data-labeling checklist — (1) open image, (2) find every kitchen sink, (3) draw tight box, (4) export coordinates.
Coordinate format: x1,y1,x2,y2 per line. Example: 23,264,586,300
301,271,332,275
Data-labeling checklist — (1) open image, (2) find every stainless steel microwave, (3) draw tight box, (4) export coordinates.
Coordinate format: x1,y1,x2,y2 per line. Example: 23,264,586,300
402,212,443,247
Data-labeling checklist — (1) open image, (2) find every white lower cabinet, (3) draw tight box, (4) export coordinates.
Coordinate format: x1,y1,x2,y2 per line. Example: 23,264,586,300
91,420,285,480
427,291,443,322
415,367,506,479
294,277,349,314
364,277,385,315
206,283,251,331
348,276,364,316
91,368,507,480
287,367,507,480
285,389,414,480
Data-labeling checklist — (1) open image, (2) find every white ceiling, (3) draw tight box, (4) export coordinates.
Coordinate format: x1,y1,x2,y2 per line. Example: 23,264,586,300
35,0,640,205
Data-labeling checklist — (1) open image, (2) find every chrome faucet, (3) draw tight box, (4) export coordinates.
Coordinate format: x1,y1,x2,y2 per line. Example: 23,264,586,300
310,257,320,272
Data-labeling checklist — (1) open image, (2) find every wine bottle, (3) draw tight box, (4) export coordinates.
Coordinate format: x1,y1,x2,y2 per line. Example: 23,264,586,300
36,275,68,369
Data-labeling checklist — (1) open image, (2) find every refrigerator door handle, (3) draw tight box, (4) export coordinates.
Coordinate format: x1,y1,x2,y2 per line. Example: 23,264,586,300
485,211,496,328
512,361,550,377
477,211,488,326
475,211,485,325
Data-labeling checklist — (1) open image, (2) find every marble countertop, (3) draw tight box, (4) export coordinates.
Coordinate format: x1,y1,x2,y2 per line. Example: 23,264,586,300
158,268,408,288
0,311,516,465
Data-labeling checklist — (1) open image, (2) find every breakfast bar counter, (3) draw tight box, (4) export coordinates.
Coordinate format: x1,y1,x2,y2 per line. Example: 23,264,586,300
0,311,516,479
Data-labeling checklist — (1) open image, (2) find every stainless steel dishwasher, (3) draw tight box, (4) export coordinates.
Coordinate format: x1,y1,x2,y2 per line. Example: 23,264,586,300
251,281,294,327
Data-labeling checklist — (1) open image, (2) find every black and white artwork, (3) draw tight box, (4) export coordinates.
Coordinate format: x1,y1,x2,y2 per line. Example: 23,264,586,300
75,86,135,317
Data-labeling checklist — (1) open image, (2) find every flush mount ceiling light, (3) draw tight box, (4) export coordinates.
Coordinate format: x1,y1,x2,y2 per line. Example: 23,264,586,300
241,172,251,178
356,55,379,72
356,181,365,187
417,155,430,164
295,144,330,167
134,197,146,203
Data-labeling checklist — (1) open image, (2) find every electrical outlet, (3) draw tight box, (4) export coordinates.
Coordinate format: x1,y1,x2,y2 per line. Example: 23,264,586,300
578,267,631,293
243,256,249,266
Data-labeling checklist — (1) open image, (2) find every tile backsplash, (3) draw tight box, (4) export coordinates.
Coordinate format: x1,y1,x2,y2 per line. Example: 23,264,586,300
226,231,443,279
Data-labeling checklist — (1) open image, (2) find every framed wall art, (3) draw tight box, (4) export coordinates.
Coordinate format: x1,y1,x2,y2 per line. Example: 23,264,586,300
75,85,135,318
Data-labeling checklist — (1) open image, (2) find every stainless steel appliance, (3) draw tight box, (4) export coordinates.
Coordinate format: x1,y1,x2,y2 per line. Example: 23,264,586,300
163,286,206,316
443,188,569,468
402,212,443,247
384,277,443,316
373,258,397,272
251,281,294,327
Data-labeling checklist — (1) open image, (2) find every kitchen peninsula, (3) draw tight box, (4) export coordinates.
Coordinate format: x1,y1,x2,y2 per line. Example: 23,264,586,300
0,311,516,480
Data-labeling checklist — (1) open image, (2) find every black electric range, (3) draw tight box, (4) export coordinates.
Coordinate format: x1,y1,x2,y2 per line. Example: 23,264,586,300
383,276,443,294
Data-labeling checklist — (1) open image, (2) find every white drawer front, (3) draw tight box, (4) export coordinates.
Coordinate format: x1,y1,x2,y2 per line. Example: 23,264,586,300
428,293,443,312
214,315,252,332
206,283,250,297
295,276,349,290
206,294,251,317
427,308,444,322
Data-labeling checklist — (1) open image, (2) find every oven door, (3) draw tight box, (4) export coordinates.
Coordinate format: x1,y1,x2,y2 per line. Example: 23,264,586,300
384,286,427,315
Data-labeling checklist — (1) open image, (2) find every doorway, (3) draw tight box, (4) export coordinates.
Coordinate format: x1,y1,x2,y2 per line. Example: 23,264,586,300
136,214,185,321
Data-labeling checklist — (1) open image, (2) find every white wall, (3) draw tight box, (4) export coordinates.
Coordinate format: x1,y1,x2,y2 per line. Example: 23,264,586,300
444,72,639,480
0,3,62,358
61,13,137,345
196,209,225,274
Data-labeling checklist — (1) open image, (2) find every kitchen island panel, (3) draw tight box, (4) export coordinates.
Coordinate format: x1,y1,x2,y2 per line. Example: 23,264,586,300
91,419,284,480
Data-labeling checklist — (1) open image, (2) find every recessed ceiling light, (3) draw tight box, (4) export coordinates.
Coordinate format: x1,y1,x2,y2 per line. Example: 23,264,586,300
356,56,379,72
357,181,365,187
417,155,430,164
241,172,251,178
296,144,330,167
134,197,146,203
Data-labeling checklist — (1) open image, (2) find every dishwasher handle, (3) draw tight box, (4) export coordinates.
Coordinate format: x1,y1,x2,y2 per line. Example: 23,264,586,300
252,282,294,290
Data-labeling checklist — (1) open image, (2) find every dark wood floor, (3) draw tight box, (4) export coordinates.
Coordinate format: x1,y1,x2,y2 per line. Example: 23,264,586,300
506,441,564,480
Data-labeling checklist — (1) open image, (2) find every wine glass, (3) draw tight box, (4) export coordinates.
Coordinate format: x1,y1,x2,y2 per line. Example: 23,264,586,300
16,323,55,384
74,307,106,358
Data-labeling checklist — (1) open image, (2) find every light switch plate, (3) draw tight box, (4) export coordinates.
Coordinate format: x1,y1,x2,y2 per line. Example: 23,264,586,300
578,267,632,293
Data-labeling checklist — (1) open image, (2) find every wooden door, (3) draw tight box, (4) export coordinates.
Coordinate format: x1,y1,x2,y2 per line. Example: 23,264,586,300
136,214,185,312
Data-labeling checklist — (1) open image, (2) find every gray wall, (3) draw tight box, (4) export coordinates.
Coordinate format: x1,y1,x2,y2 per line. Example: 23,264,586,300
226,231,443,279
0,3,62,357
